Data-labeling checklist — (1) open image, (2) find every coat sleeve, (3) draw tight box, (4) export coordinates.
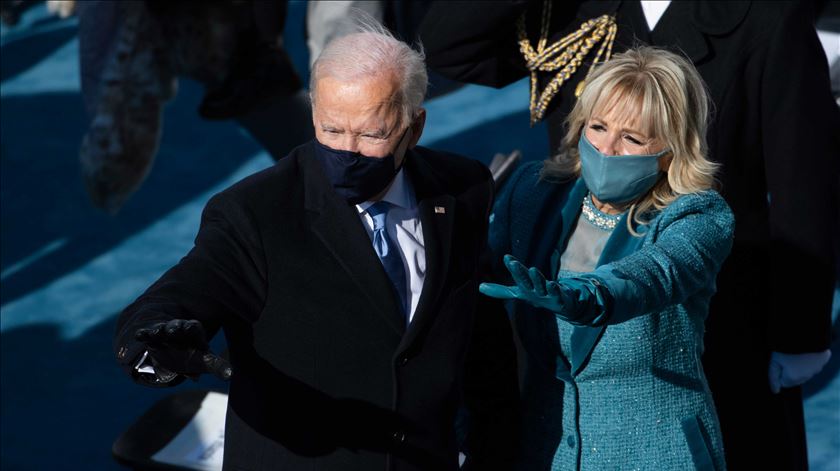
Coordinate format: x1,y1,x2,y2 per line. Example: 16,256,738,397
419,0,529,88
113,191,267,378
589,192,735,324
759,1,840,353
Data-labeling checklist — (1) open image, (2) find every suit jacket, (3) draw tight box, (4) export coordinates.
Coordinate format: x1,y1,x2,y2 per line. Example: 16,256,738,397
489,162,733,470
114,142,519,471
421,2,840,468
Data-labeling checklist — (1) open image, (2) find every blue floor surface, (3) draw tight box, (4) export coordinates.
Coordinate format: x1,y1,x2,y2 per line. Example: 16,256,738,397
1,3,838,470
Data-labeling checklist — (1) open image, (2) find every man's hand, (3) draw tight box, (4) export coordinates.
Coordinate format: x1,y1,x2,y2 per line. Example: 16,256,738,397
767,350,831,394
135,319,232,382
479,254,608,326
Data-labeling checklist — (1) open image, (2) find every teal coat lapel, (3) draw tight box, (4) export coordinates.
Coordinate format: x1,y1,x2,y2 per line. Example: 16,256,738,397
568,200,646,376
526,179,588,271
521,179,587,376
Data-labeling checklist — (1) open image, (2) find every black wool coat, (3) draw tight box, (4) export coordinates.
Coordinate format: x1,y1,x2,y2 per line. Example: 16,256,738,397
115,142,520,471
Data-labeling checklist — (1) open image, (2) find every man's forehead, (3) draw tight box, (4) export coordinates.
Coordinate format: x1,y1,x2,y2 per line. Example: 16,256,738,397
313,76,402,129
314,74,400,103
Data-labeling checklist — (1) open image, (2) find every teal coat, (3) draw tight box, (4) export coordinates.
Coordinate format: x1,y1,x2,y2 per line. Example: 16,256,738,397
488,162,734,470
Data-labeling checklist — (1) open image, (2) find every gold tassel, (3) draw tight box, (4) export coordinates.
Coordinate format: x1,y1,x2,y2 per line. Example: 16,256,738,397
518,0,617,125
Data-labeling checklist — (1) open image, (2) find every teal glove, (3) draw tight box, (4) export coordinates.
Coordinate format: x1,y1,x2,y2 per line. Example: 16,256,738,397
479,254,611,326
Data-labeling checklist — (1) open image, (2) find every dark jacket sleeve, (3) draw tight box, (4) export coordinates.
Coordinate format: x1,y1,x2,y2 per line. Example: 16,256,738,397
419,0,529,88
462,161,520,469
760,1,840,353
113,191,267,379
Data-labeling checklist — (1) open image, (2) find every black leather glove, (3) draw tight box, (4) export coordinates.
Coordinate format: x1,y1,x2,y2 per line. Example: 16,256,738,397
135,319,232,383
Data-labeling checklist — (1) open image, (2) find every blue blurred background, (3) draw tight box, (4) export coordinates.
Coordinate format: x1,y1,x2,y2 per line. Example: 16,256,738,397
1,2,837,470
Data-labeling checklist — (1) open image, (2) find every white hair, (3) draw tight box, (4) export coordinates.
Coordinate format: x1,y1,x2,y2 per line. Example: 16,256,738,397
309,18,427,126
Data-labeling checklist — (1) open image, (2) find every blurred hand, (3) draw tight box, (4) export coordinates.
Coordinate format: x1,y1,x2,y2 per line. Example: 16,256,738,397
135,319,232,382
767,350,831,394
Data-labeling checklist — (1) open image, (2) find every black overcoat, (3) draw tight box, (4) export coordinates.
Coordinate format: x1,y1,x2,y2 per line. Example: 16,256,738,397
115,142,520,471
420,1,840,469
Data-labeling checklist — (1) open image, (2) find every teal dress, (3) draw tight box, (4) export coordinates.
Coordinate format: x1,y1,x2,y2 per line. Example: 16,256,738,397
488,162,734,470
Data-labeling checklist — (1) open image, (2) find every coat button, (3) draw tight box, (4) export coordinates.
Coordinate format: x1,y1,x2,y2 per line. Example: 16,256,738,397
392,430,406,444
397,356,409,366
567,435,576,448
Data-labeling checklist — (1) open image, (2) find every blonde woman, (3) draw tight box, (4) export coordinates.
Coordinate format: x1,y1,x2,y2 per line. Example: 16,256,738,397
481,47,733,470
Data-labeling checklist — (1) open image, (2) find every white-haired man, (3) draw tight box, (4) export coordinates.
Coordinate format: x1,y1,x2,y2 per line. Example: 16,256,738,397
114,25,519,471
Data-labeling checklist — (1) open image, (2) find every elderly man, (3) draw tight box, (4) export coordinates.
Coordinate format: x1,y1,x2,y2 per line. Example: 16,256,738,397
113,24,519,471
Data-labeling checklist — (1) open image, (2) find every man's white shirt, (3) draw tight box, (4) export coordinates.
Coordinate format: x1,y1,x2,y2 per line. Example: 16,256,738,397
356,168,425,323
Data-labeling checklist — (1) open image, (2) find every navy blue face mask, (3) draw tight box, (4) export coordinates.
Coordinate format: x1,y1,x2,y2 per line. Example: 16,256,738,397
578,133,670,204
313,130,410,205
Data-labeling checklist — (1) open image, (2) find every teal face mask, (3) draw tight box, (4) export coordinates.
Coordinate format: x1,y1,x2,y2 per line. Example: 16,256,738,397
578,133,669,204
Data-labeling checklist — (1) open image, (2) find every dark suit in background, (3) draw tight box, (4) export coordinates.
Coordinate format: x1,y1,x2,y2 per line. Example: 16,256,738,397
420,1,840,469
114,142,519,470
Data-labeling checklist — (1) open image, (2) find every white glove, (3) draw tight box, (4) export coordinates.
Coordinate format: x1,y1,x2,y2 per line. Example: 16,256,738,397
768,350,832,394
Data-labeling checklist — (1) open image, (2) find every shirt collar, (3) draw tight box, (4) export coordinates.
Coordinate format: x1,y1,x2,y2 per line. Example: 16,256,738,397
357,167,416,213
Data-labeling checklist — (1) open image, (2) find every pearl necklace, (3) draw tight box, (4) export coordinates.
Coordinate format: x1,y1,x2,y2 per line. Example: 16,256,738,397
581,193,623,231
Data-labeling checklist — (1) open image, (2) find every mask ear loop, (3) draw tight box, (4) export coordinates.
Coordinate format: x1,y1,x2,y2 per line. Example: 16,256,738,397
657,149,673,173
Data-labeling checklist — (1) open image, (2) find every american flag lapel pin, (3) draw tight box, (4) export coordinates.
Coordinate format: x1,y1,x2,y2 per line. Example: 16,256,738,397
434,206,446,214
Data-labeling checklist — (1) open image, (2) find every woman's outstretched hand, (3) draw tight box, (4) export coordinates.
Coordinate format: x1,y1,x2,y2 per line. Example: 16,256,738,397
480,254,568,310
479,254,609,326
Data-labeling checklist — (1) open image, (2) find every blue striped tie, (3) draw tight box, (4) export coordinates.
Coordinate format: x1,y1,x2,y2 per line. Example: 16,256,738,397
367,201,408,317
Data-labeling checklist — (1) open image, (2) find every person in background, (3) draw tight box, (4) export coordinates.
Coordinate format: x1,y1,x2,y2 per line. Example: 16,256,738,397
198,0,302,120
481,46,732,470
421,2,839,468
114,20,519,471
306,0,386,69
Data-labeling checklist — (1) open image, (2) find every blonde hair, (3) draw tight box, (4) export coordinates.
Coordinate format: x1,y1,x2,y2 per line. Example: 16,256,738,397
541,46,719,231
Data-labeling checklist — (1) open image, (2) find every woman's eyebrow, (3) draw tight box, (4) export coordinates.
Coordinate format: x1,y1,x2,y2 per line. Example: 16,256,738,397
620,126,647,136
591,117,647,137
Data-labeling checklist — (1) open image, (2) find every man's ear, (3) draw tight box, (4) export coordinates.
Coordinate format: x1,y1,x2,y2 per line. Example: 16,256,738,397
407,108,426,149
309,88,319,132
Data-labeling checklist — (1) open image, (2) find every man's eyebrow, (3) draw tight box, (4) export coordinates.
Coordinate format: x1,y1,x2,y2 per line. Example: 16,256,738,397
360,128,390,137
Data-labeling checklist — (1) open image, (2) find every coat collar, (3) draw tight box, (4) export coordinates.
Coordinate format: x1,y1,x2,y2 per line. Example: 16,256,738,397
301,143,457,345
569,202,645,376
574,1,750,65
524,179,587,273
644,0,708,64
302,142,407,336
522,176,646,377
397,150,455,353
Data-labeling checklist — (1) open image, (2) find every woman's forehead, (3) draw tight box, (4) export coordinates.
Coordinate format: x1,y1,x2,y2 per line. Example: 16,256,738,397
590,91,652,133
